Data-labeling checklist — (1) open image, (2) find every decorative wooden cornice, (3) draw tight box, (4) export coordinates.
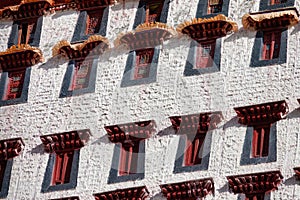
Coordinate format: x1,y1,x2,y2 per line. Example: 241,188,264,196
52,35,109,60
227,171,283,195
160,178,214,200
94,186,149,200
234,100,288,126
104,120,156,143
40,130,90,153
242,7,299,31
75,0,116,11
0,0,53,20
170,112,222,134
114,22,176,50
0,138,24,160
294,167,300,180
0,45,43,71
177,14,238,41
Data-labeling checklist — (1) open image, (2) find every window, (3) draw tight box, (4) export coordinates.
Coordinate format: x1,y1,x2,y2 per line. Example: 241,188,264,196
145,1,164,23
52,151,74,185
3,70,26,100
261,31,281,60
269,0,287,5
119,142,139,176
85,9,104,35
246,194,265,200
134,49,154,79
207,0,223,14
252,124,271,158
70,59,92,90
196,40,216,68
17,19,38,45
184,134,205,166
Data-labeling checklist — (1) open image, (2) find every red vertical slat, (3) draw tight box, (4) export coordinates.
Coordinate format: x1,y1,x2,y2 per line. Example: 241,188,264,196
262,125,270,157
252,127,259,158
184,136,193,166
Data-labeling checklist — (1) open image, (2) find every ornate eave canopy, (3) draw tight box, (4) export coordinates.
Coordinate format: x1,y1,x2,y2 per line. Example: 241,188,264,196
40,130,90,153
0,45,44,71
94,186,149,200
75,0,116,10
169,112,223,134
114,22,176,50
160,178,214,200
177,14,238,41
234,100,288,126
227,171,283,195
52,35,109,60
104,120,156,143
294,167,300,180
242,7,299,31
0,138,24,160
0,0,53,20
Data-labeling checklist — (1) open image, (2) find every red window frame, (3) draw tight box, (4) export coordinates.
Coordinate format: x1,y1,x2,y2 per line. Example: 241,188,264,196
119,142,140,176
85,9,104,35
246,193,265,200
0,161,7,190
261,30,281,60
252,124,271,158
195,40,216,68
145,1,164,23
52,150,74,185
184,134,206,166
70,59,93,90
18,18,38,45
134,48,154,80
4,70,26,100
269,0,287,5
207,0,223,14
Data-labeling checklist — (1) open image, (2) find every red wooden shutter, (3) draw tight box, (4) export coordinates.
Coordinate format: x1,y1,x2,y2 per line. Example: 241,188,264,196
184,134,205,166
0,161,7,190
71,59,92,90
5,70,26,100
134,49,154,79
252,125,271,158
262,31,281,60
18,20,37,45
86,9,104,35
196,40,216,68
145,1,164,23
119,142,140,176
52,151,74,185
207,0,223,14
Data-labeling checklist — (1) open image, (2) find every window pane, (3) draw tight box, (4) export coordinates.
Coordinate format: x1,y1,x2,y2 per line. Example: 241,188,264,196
5,70,26,100
261,31,281,60
134,49,154,79
119,142,140,176
145,1,164,23
71,60,93,90
86,10,103,35
52,151,74,185
196,40,216,68
184,134,205,166
208,0,223,14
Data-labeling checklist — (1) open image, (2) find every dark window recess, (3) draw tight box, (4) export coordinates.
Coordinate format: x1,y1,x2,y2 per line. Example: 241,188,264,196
134,48,154,79
261,31,281,60
184,134,206,166
207,0,223,14
18,19,38,45
4,70,26,100
119,142,139,176
196,40,216,68
145,1,164,23
269,0,287,5
246,193,265,200
252,124,271,158
52,151,74,185
0,161,7,190
85,9,104,35
70,59,92,90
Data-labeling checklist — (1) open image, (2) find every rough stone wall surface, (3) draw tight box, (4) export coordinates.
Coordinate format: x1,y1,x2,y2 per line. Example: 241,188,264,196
0,0,300,199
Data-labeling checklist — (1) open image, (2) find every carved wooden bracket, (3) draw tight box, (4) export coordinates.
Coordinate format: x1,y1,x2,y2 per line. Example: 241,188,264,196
160,178,214,200
40,130,90,153
234,100,288,126
104,120,156,143
227,171,283,195
94,186,149,200
177,14,238,41
0,138,24,160
242,7,299,31
75,0,115,10
170,112,223,134
294,167,300,180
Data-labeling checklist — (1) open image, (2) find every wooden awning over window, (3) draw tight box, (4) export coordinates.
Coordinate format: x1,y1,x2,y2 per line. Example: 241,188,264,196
104,120,156,143
114,22,176,50
160,178,214,200
52,35,109,60
227,171,283,195
177,14,238,41
0,0,53,20
0,138,24,160
294,167,300,180
169,112,223,134
75,0,116,10
242,7,299,30
94,186,149,200
0,45,43,71
40,130,90,153
234,100,288,126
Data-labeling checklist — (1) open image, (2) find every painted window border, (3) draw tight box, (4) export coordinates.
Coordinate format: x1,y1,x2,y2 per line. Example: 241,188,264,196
120,48,160,87
41,150,80,193
184,38,221,76
173,132,212,173
0,68,31,107
259,0,295,11
0,160,13,198
8,17,43,48
108,141,145,184
196,0,230,18
250,29,287,67
240,123,277,165
59,59,98,98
